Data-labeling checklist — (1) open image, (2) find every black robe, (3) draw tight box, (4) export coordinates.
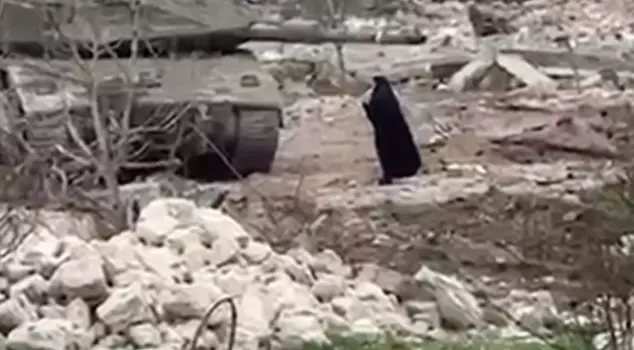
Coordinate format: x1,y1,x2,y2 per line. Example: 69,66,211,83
361,76,421,185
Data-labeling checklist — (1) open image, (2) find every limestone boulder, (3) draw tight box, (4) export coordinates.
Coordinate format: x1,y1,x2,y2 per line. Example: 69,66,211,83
7,319,92,350
414,265,484,330
0,295,37,334
274,308,329,348
126,322,163,348
48,255,108,304
159,283,226,322
10,274,49,304
96,283,155,332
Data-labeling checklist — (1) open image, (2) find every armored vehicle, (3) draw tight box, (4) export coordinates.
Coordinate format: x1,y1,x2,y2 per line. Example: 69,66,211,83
0,0,427,183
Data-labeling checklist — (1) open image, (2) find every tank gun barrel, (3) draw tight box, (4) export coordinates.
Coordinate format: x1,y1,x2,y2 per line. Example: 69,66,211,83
245,22,427,45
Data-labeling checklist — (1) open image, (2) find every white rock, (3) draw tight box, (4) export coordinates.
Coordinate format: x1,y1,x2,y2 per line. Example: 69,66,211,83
0,276,9,294
492,326,538,341
237,285,272,339
313,249,351,277
96,283,154,332
60,235,104,261
414,265,484,329
89,321,107,343
503,289,559,332
182,244,213,271
528,290,559,323
96,235,184,288
264,272,320,313
38,303,66,319
0,296,37,333
594,331,618,350
353,281,393,305
135,215,180,246
159,283,226,322
138,198,197,223
259,253,282,274
10,274,49,304
233,327,265,350
112,269,166,290
3,262,36,283
7,319,91,350
207,233,240,267
346,284,396,321
66,298,91,330
211,265,256,296
405,301,440,330
286,247,316,267
173,320,219,349
12,232,63,278
320,310,351,333
273,309,329,348
194,207,250,246
135,245,190,284
373,312,415,335
158,322,183,344
355,263,407,295
142,346,181,350
340,282,413,334
278,255,315,286
331,296,354,317
165,226,205,254
92,234,143,285
349,318,382,336
49,255,108,303
127,322,162,348
95,334,127,349
311,274,346,302
241,240,272,264
520,307,557,332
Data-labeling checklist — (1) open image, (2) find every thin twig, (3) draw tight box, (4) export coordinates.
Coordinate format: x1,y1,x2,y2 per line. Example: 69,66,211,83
188,296,237,350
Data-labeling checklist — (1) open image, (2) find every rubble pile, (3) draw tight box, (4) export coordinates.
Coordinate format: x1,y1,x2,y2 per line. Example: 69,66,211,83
246,0,634,98
0,198,565,350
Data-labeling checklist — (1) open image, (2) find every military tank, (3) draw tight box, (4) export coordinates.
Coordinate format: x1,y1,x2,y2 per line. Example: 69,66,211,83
0,0,427,183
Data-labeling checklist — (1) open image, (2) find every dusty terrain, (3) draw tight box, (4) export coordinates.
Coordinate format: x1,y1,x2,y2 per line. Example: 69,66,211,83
216,0,634,303
225,85,629,300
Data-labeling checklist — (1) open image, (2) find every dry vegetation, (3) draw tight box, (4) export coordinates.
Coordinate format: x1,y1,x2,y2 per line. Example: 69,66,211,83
2,0,634,349
0,0,240,236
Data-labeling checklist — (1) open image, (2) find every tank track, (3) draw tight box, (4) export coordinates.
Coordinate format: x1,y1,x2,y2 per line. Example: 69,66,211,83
229,107,280,175
24,112,68,155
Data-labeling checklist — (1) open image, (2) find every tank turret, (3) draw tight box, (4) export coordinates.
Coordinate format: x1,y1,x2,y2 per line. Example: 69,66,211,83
0,0,427,183
1,0,427,58
244,21,427,45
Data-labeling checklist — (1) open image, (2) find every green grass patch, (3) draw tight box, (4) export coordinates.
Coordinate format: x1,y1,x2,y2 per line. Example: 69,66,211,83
300,332,588,350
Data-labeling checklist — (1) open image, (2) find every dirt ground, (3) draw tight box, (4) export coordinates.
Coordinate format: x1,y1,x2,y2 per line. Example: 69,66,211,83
206,0,634,305
222,85,634,303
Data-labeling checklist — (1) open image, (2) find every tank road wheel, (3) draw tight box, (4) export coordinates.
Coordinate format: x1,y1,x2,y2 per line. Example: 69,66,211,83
0,92,24,165
229,108,280,175
176,105,280,182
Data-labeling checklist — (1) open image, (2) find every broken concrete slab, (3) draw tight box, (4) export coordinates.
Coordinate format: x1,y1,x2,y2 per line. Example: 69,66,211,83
477,64,512,91
314,161,621,211
503,46,634,73
348,50,473,85
447,58,495,92
539,66,633,81
496,54,557,91
446,53,557,92
355,43,634,88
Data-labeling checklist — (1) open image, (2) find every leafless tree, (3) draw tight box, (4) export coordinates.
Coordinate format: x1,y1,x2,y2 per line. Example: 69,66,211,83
0,0,212,239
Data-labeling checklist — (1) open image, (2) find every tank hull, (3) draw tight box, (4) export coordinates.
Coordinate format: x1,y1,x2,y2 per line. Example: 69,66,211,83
0,52,283,181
